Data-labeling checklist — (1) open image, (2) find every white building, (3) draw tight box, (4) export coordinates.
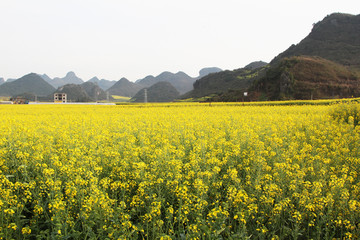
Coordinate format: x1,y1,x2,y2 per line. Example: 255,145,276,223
54,93,67,103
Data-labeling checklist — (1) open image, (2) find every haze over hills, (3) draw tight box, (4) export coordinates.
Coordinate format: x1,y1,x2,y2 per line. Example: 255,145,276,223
87,77,116,91
0,78,4,85
4,78,17,83
136,71,194,95
0,73,109,102
0,73,56,97
198,67,223,78
45,71,84,88
185,12,360,101
40,74,53,83
131,81,180,103
1,13,359,102
38,67,223,96
135,68,222,95
0,67,223,99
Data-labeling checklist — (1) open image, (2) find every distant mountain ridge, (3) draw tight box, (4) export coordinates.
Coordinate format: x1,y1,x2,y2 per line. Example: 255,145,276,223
50,72,84,87
15,12,360,103
41,71,84,88
135,68,223,95
0,67,223,99
3,13,359,103
5,78,17,83
40,74,53,83
0,73,56,97
107,78,142,97
136,71,194,95
87,77,116,91
0,78,4,85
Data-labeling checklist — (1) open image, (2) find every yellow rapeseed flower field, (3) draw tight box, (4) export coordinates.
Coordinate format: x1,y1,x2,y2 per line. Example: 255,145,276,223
0,102,359,239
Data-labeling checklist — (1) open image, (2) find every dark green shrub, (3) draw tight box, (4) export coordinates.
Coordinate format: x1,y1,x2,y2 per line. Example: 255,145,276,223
330,102,360,127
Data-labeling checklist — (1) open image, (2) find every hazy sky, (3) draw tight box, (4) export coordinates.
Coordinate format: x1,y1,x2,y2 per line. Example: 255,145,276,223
0,0,359,82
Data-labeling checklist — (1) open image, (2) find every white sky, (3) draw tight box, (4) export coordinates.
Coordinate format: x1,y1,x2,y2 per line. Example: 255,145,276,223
0,0,359,82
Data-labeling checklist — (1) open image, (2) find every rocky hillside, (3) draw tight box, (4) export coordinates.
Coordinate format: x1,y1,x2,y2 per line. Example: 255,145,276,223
188,13,360,101
273,13,360,69
251,56,360,100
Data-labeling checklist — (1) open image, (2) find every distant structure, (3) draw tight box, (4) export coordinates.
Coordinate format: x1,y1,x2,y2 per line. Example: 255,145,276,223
0,101,13,104
54,93,67,103
144,89,147,103
11,97,28,104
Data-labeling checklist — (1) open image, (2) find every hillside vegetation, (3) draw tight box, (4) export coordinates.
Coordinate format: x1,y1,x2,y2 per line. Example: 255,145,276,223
182,62,267,99
248,56,360,100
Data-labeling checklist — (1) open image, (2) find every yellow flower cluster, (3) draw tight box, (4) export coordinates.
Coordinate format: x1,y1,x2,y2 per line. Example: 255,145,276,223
0,103,359,239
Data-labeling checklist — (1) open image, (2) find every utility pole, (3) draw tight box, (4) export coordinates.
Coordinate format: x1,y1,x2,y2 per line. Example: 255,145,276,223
95,91,100,102
144,89,148,103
